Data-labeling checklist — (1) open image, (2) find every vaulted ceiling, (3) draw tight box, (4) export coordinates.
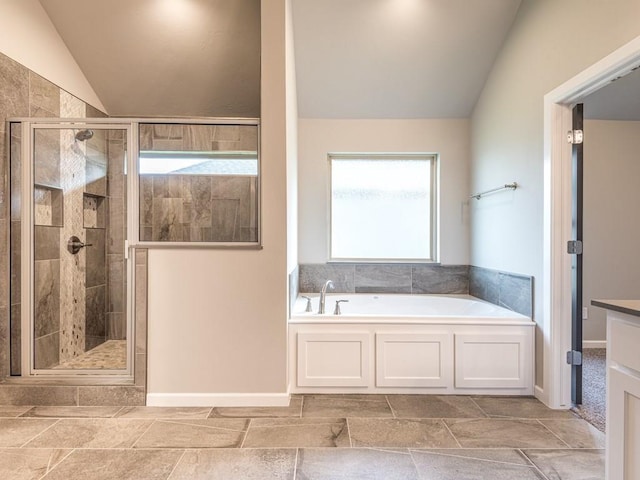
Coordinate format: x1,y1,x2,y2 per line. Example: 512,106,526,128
39,0,261,118
38,0,525,119
292,0,522,118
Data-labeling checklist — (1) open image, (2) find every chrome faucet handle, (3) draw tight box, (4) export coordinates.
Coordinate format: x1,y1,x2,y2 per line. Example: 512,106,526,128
67,235,93,255
301,295,313,312
334,299,349,315
318,280,335,314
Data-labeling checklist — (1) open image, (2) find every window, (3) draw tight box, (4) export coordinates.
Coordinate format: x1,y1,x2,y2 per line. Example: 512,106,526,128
138,122,259,244
329,154,437,261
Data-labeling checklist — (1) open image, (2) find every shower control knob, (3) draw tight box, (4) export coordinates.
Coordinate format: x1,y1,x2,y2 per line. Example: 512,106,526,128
67,236,93,255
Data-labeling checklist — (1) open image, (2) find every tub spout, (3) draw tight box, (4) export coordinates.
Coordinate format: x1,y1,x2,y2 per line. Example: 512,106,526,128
318,280,335,314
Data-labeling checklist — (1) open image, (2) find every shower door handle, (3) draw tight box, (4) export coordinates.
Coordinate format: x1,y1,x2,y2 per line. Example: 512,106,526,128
67,236,93,255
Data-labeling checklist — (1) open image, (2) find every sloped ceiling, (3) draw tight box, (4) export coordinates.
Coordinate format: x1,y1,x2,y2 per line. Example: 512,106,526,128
39,0,260,118
39,0,526,120
292,0,522,118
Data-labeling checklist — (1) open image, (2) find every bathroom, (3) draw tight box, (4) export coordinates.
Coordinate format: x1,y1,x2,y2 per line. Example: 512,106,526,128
3,1,640,477
0,0,636,409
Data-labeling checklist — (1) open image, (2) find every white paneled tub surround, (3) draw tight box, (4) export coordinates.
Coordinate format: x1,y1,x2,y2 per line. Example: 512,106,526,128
289,294,535,395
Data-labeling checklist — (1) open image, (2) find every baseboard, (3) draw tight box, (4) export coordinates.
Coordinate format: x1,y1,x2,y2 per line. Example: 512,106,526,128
146,393,291,407
583,341,606,349
534,385,548,405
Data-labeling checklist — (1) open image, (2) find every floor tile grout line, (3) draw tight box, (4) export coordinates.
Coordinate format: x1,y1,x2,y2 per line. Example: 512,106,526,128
292,447,299,480
408,448,548,468
239,419,252,448
468,397,489,418
534,419,573,449
17,406,36,418
407,448,422,478
37,448,77,480
10,445,597,451
518,448,552,480
165,449,188,480
112,406,127,418
299,395,305,418
440,418,463,449
384,395,397,418
346,418,352,448
19,418,62,448
44,448,55,474
153,418,250,433
130,419,158,449
249,421,348,429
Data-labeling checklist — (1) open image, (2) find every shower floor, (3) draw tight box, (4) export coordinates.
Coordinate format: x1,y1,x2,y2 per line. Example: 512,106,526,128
54,340,127,370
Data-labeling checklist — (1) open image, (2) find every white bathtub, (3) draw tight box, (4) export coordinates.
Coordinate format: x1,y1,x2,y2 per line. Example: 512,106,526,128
288,293,534,395
292,293,528,321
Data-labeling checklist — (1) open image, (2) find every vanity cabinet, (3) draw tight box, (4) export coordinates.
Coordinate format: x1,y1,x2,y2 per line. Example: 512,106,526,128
593,300,640,480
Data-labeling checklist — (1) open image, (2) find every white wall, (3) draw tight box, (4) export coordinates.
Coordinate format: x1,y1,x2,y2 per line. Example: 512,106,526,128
470,0,640,389
146,0,290,404
285,0,298,275
298,119,470,264
582,120,640,342
0,0,105,112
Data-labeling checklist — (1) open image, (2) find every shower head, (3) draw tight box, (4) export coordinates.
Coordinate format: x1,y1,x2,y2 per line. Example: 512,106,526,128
75,129,94,141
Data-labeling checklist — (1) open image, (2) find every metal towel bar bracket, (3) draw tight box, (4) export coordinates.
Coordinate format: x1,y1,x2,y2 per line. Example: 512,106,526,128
470,182,518,200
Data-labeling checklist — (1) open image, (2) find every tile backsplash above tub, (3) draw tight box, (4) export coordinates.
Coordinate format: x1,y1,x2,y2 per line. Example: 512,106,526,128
469,266,534,318
299,263,469,295
297,263,534,319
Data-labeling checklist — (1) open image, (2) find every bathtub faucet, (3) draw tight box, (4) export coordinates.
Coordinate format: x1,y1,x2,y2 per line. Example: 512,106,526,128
318,280,335,314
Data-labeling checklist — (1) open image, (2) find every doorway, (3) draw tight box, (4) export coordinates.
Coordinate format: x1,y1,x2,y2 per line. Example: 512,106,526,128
543,35,640,410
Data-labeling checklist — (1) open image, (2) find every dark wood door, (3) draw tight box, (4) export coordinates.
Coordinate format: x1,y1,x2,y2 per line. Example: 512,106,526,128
571,103,584,405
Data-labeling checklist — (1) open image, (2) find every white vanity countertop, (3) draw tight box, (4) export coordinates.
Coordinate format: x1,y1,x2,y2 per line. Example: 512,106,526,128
592,299,640,318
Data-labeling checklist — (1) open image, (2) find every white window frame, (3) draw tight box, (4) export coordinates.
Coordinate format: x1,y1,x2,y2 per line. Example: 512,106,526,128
328,153,439,263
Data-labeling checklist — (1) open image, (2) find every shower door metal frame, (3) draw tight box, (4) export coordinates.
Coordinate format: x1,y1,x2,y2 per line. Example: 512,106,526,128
19,119,136,379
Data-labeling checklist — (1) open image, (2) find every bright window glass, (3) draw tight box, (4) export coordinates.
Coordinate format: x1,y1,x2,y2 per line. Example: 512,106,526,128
330,154,437,261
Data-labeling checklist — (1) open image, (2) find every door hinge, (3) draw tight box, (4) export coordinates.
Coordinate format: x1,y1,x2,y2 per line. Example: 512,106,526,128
567,129,584,145
567,240,583,255
566,350,583,366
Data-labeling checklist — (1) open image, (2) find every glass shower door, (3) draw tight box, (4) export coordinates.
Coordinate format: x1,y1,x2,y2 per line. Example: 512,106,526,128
28,124,130,374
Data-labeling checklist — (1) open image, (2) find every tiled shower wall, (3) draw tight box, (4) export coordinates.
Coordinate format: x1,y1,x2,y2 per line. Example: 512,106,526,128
106,130,127,340
138,123,258,242
0,52,147,405
297,263,534,318
140,175,257,242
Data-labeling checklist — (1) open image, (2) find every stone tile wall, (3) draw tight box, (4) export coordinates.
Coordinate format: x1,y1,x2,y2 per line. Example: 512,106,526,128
106,130,127,340
299,263,469,295
469,266,534,318
140,175,258,242
139,123,258,243
139,123,258,153
0,51,146,405
298,263,534,318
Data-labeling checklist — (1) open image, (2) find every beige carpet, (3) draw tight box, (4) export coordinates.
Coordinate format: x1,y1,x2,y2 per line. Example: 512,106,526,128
572,348,606,432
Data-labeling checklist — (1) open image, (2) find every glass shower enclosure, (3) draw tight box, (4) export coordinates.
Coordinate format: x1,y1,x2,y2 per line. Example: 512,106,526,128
9,120,133,377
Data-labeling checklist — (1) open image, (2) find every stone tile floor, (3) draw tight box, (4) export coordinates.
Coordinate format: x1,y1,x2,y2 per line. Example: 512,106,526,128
52,340,127,370
0,395,604,479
